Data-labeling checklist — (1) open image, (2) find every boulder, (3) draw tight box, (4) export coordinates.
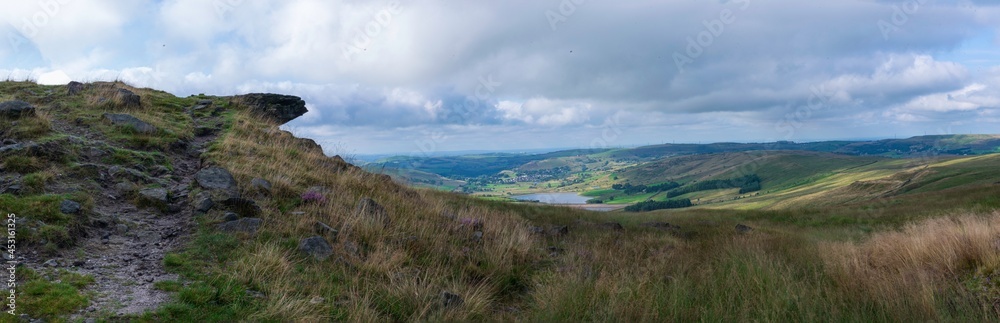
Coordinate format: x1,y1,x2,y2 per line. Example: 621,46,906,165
103,113,157,134
354,197,391,228
298,236,333,261
113,88,141,108
138,188,170,206
223,212,239,221
232,93,308,125
0,100,35,118
217,217,262,234
195,167,238,197
314,221,338,242
67,81,85,95
60,200,81,214
194,192,214,213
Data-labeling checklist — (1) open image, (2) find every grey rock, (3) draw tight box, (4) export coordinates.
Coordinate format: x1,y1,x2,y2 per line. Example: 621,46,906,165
251,178,272,194
196,99,214,106
223,212,239,221
108,166,152,183
114,182,137,195
43,259,58,267
548,225,569,236
0,100,35,118
216,217,262,234
472,231,483,242
529,226,545,234
60,200,82,214
289,211,305,216
67,81,85,95
232,93,308,125
343,241,359,257
314,221,338,242
298,236,333,261
735,224,753,234
441,291,463,308
195,167,238,196
113,88,141,108
194,191,214,213
103,113,156,133
354,197,390,228
139,188,170,206
150,165,171,177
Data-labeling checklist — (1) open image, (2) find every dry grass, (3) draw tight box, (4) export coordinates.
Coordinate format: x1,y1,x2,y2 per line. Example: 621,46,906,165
822,211,1000,318
197,111,544,320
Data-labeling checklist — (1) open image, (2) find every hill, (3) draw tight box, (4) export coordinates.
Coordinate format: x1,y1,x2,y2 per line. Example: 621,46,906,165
4,80,1000,321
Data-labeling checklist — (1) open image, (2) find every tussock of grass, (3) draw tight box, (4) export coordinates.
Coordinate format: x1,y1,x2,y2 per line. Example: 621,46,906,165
823,212,1000,319
19,268,94,319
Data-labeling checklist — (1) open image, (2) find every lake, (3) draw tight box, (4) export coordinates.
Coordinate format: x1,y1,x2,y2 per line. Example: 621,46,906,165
511,192,591,204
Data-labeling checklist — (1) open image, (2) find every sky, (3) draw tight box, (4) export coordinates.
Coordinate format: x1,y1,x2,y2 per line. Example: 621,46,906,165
1,0,999,156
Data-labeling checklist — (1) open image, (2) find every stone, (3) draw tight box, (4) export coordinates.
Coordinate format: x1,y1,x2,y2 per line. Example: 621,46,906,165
216,217,262,234
0,100,35,118
194,192,214,213
195,167,238,195
115,182,137,195
60,200,82,215
102,113,156,133
251,178,272,194
67,81,85,95
108,166,152,184
196,99,214,106
43,259,58,267
529,226,545,234
354,197,391,228
314,221,338,242
221,197,261,217
223,212,239,221
735,224,753,233
113,88,141,108
441,291,463,308
232,93,308,125
548,225,569,236
472,231,483,242
298,236,333,261
139,188,170,206
150,165,171,177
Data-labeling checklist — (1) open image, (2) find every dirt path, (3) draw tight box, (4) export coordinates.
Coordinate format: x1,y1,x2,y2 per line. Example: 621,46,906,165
21,105,222,318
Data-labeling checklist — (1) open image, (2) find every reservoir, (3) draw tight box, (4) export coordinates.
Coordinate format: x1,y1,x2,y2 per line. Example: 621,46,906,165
511,192,591,204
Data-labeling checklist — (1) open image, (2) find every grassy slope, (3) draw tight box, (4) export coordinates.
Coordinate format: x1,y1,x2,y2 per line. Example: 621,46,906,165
7,81,1000,321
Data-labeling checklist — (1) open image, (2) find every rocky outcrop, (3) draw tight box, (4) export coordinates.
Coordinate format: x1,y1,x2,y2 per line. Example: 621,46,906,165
103,113,157,134
0,100,35,118
67,81,85,95
232,93,307,125
114,88,141,108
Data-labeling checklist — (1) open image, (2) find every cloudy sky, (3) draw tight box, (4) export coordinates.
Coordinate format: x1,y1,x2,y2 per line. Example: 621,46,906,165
1,0,999,155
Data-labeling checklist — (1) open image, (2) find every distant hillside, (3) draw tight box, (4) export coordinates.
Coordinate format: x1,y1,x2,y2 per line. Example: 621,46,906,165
375,135,1000,180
